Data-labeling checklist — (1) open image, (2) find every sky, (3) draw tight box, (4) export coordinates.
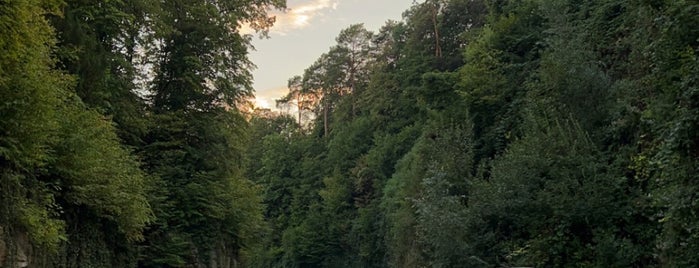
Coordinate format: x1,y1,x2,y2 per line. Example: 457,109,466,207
248,0,415,110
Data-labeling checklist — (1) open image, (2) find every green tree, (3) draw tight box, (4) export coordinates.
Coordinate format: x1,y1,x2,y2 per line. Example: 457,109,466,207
1,2,152,267
0,0,70,255
139,0,285,266
48,98,153,267
51,0,152,146
246,1,699,267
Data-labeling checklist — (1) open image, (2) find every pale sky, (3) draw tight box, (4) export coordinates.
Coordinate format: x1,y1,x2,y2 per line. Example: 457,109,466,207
249,0,415,109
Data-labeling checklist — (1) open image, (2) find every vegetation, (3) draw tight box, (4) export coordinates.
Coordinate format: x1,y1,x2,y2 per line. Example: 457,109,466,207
1,0,282,267
257,0,698,267
1,0,697,267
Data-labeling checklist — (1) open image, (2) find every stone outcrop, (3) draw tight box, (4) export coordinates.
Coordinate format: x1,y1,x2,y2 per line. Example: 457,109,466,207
0,226,31,268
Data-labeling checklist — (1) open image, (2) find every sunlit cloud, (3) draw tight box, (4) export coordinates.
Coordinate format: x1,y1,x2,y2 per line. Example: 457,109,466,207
253,86,289,110
253,98,272,109
294,14,311,27
242,0,340,35
275,0,340,34
252,86,315,124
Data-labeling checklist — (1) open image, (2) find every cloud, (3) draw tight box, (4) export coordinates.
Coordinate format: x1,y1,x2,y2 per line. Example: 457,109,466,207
242,0,339,36
280,0,339,32
253,86,289,110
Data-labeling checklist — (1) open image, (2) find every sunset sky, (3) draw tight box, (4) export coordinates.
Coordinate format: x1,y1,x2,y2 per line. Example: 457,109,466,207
249,0,414,109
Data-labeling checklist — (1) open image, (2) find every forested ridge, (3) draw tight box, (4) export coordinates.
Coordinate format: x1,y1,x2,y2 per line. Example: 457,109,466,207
0,0,284,266
0,0,697,267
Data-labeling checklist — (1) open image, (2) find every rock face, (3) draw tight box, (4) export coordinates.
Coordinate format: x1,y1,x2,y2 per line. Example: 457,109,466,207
209,242,235,268
0,228,5,266
15,239,29,268
0,226,32,268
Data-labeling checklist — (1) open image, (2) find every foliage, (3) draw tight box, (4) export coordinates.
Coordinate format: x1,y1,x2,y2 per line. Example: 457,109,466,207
1,0,283,267
250,0,699,267
2,0,698,267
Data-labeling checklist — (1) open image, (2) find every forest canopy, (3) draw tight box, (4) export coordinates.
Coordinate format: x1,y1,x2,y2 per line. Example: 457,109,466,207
256,0,698,267
1,0,697,267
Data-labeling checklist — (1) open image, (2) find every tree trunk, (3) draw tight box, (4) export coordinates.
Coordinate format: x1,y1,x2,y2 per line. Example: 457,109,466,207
432,1,442,58
323,101,329,137
297,96,302,126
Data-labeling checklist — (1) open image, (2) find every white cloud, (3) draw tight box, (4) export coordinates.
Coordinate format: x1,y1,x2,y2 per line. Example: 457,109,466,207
253,86,289,110
253,98,272,109
256,0,340,35
253,86,316,124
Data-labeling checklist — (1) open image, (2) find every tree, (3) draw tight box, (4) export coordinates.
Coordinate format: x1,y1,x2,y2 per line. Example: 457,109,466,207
335,24,374,99
277,75,317,127
457,0,543,167
139,0,285,266
1,0,72,256
1,2,152,267
51,0,152,146
283,24,375,137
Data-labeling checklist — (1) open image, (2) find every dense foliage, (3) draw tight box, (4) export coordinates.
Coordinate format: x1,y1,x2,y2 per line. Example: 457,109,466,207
1,0,697,267
1,0,283,267
253,0,699,267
